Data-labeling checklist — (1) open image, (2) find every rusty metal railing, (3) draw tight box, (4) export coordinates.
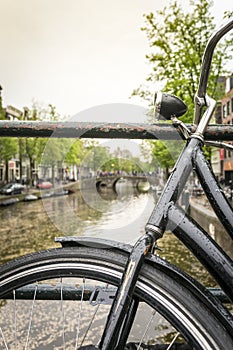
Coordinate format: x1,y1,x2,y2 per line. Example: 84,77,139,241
0,120,233,140
0,120,232,304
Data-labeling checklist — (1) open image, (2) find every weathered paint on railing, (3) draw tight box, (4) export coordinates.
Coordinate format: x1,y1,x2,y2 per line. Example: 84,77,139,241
0,120,233,140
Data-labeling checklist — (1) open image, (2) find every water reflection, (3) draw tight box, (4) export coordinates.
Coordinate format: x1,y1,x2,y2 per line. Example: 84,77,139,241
0,182,230,286
0,183,153,264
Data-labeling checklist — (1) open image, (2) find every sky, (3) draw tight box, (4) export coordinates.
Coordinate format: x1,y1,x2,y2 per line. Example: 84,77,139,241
0,0,233,121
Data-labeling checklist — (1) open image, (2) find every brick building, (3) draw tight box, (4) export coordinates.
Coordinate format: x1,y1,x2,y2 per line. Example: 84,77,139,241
221,75,233,185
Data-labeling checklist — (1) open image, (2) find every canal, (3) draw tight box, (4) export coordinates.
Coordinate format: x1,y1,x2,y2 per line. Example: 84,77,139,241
0,181,232,349
0,181,216,286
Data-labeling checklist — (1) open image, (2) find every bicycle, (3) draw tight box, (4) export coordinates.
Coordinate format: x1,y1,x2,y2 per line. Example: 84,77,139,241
0,18,233,350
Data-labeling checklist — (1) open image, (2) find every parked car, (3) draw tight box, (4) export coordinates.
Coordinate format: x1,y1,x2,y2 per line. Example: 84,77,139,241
36,181,53,190
0,183,24,195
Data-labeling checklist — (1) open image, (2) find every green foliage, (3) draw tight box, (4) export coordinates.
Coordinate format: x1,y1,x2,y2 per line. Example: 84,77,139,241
17,103,67,184
32,104,88,172
0,95,90,183
140,137,184,175
80,144,148,174
41,139,70,165
0,138,18,162
65,140,85,166
41,138,86,168
29,102,63,122
152,140,184,176
101,157,139,174
0,138,18,182
0,96,5,120
133,0,233,172
82,146,111,171
133,0,233,122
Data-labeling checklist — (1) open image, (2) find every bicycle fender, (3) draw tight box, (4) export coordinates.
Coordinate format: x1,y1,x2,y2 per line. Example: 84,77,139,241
55,236,133,252
55,235,196,288
55,235,233,333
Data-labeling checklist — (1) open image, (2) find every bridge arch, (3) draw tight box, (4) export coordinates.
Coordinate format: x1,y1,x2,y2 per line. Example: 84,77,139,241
96,180,108,189
95,175,154,192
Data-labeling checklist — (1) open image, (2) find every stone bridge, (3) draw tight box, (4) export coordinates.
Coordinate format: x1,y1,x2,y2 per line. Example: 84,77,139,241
80,175,158,191
93,175,157,191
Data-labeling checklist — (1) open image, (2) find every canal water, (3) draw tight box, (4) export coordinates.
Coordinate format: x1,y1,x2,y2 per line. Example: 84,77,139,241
1,182,232,349
0,181,217,286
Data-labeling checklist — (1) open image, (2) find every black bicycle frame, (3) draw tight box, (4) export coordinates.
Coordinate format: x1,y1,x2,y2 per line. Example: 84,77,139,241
99,136,233,349
96,17,233,350
146,136,233,301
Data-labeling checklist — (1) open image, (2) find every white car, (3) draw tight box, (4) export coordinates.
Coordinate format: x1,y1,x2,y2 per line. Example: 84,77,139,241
0,183,24,195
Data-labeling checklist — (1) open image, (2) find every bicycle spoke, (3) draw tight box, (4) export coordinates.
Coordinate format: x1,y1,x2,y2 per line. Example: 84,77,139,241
60,278,66,350
0,327,9,350
80,304,100,347
75,277,85,349
166,332,180,350
137,310,156,350
25,284,38,350
0,246,232,349
13,289,17,350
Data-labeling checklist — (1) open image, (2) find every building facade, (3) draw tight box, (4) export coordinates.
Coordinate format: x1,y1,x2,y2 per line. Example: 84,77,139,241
221,75,233,185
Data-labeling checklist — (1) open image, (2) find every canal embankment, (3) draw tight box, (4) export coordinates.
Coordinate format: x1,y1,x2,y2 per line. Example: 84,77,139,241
0,181,80,206
190,197,233,259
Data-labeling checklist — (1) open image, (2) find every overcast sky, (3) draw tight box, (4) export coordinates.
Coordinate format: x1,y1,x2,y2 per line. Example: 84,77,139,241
1,0,233,120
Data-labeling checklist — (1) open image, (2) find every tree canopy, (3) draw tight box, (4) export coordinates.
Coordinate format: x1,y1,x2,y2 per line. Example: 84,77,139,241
133,0,233,122
134,0,233,175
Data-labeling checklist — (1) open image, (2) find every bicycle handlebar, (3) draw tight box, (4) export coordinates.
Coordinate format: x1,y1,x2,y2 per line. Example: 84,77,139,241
194,17,233,126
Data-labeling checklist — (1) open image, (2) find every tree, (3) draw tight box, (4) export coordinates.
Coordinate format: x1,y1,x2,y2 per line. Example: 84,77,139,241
40,139,71,184
152,140,183,179
65,140,86,167
133,0,233,173
21,103,67,186
0,138,18,182
82,145,111,173
0,86,5,120
133,0,233,122
101,157,133,173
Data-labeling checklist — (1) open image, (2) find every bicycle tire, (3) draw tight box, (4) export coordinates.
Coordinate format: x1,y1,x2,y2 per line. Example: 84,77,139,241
0,246,232,350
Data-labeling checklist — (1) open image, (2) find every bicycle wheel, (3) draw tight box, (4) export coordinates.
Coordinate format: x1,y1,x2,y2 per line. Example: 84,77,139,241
0,245,232,349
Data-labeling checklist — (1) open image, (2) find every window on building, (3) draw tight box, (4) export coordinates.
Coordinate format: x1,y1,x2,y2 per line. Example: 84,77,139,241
231,98,233,112
223,104,227,118
227,101,231,115
226,77,231,92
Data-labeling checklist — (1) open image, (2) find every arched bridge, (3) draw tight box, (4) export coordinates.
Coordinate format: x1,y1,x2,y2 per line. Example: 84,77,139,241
95,175,157,191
